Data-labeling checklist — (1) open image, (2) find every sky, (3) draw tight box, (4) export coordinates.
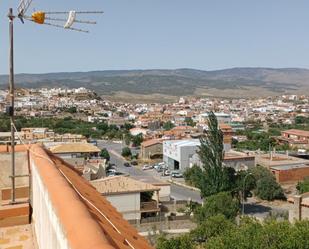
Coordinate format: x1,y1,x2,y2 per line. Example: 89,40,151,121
1,0,309,74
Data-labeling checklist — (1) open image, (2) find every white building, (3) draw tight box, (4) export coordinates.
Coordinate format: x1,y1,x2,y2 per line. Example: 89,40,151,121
91,176,160,221
199,112,232,124
163,139,255,172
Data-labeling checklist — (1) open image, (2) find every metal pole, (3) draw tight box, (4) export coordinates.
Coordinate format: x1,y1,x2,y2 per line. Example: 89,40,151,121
8,8,16,204
242,173,252,216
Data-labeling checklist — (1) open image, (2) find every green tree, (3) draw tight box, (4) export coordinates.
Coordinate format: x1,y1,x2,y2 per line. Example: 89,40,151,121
250,166,285,201
185,117,196,127
254,175,285,201
183,165,205,188
163,121,175,131
121,147,132,157
194,192,240,223
67,106,77,113
157,234,194,249
99,148,110,161
198,112,229,197
190,214,235,243
297,177,309,194
132,133,143,147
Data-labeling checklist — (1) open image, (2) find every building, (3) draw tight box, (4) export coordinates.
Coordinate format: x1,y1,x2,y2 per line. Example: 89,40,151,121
49,142,101,158
91,176,160,221
271,164,309,184
140,139,163,160
0,144,153,249
199,112,231,124
21,127,55,141
163,139,200,171
163,139,255,172
277,129,309,149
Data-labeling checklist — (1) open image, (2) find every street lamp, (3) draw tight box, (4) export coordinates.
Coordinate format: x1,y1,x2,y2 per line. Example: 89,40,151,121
242,172,253,216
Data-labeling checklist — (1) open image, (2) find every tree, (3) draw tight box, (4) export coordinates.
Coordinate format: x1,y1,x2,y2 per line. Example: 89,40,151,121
190,214,235,243
121,147,132,157
100,148,110,161
163,121,175,131
194,192,240,223
183,165,205,188
132,133,143,147
297,177,309,194
67,106,77,113
254,175,285,201
185,117,196,127
198,112,229,197
250,166,285,201
156,234,194,249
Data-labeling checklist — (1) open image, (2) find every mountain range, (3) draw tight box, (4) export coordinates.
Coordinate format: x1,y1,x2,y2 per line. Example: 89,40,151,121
0,67,308,102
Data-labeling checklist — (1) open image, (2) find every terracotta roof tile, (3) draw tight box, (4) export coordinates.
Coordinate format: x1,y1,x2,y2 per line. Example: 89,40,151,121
30,144,153,249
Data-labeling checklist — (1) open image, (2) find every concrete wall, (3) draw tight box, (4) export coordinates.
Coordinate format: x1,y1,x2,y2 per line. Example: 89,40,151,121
106,193,141,221
153,185,170,202
31,161,70,249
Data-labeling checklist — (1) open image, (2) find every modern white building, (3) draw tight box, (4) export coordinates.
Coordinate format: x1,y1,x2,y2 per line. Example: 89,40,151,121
199,112,232,124
163,140,200,172
163,139,255,172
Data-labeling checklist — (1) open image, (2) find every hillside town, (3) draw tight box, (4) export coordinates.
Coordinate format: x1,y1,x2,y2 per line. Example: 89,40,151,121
1,1,309,248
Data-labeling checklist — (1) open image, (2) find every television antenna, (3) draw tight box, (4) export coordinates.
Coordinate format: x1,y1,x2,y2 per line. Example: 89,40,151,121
8,1,103,203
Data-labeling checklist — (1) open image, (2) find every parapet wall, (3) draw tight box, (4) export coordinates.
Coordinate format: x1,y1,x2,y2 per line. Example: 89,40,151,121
30,145,114,249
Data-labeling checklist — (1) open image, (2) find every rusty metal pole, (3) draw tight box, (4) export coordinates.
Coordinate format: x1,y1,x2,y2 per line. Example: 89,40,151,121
8,8,16,204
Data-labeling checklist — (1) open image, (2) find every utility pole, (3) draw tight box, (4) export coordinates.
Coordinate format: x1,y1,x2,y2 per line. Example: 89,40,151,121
8,8,16,204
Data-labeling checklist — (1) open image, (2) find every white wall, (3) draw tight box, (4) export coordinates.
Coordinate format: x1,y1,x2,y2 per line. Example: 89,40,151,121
106,193,140,221
31,161,70,249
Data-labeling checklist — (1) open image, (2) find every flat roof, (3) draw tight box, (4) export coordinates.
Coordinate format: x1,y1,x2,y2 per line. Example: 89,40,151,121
91,176,160,195
49,142,101,154
271,164,309,171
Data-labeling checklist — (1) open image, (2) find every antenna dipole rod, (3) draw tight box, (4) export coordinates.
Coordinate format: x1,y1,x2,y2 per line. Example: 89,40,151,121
44,11,104,14
8,8,16,204
45,17,97,25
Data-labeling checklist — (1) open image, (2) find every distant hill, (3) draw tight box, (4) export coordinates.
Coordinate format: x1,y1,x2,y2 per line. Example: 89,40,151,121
0,68,309,102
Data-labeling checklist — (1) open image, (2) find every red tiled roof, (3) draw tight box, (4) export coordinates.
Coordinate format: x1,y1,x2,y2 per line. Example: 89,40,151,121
141,139,162,147
282,129,309,137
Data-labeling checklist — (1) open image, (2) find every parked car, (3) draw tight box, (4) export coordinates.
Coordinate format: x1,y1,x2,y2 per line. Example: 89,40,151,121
131,160,138,166
155,166,163,172
106,169,116,174
123,162,131,167
171,171,183,178
163,170,171,176
142,164,153,170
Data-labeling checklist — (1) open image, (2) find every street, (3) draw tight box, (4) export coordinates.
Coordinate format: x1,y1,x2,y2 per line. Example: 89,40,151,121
97,140,203,203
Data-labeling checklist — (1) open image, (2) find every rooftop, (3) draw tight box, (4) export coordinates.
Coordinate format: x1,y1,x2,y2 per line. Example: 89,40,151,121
49,142,101,154
282,129,309,137
90,176,160,195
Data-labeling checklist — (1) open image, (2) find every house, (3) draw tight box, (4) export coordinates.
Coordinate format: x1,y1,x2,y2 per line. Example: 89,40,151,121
49,142,101,158
90,176,160,221
277,129,309,149
140,139,163,160
271,164,309,184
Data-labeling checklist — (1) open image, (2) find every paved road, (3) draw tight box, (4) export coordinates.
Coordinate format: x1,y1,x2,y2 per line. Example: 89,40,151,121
97,140,203,203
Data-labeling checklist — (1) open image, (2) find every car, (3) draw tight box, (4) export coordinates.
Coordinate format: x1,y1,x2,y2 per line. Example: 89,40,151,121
123,162,131,167
106,169,116,174
163,170,171,176
142,165,153,170
171,171,183,178
131,160,138,166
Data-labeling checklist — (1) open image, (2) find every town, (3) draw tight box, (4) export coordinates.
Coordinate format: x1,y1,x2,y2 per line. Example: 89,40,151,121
0,86,309,248
1,1,309,248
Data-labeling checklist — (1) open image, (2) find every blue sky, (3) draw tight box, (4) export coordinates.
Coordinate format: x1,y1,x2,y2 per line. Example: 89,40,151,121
1,0,309,74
